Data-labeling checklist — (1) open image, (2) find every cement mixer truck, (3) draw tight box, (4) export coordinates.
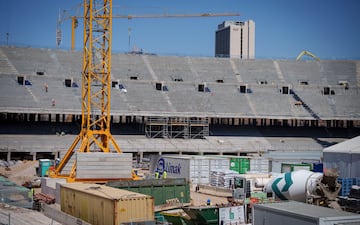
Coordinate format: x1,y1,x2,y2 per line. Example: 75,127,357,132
264,169,341,208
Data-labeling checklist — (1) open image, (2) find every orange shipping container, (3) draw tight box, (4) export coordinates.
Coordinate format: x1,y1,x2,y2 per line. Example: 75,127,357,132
60,183,154,225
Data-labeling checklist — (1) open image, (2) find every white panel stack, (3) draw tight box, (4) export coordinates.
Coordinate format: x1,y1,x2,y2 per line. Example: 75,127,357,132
76,152,132,179
210,169,239,188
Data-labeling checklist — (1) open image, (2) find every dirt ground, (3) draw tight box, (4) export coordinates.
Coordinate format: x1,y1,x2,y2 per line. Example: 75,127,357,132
190,188,230,206
0,160,39,186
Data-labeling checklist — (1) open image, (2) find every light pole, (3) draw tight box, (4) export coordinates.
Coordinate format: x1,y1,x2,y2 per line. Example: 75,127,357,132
128,27,131,52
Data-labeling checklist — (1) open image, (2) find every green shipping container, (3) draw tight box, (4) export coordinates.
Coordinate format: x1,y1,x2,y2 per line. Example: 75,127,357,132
107,178,190,206
183,206,219,225
230,158,250,174
281,163,312,173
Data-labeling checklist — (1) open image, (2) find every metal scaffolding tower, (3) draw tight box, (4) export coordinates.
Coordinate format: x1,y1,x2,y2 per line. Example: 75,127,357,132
145,116,209,139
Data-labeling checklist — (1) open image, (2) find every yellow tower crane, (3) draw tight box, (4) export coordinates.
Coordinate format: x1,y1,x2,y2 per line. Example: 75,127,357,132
56,8,240,50
52,2,239,182
51,0,120,182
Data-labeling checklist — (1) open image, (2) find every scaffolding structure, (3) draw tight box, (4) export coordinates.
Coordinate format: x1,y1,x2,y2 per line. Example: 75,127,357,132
145,116,209,139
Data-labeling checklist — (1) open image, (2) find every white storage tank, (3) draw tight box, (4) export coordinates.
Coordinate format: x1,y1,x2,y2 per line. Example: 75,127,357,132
150,155,230,185
265,170,323,202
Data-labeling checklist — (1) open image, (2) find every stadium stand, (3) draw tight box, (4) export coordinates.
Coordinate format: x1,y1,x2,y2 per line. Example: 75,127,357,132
112,54,152,80
0,46,359,159
234,60,281,84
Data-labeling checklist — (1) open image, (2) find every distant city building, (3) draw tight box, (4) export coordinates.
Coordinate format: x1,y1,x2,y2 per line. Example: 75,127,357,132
215,20,255,59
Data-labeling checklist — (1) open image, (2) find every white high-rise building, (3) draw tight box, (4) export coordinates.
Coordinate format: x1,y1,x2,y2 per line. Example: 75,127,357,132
215,20,255,59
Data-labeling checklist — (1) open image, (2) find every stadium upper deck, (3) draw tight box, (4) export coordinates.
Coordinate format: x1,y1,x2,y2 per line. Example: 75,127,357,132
0,46,359,124
0,46,359,159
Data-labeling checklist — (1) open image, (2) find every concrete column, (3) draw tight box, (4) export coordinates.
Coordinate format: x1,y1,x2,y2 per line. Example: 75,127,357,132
234,118,239,125
51,114,57,122
32,152,36,161
138,151,143,162
121,116,126,123
7,151,11,162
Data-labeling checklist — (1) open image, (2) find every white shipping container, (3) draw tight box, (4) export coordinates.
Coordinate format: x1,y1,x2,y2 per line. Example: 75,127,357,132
190,158,210,184
151,155,229,185
250,158,269,173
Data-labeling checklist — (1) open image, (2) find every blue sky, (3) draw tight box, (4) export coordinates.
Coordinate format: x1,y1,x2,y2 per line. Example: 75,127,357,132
1,0,359,59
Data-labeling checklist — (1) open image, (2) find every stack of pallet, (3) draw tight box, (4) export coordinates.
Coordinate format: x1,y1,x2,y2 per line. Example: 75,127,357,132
210,169,239,188
339,185,360,213
337,178,360,196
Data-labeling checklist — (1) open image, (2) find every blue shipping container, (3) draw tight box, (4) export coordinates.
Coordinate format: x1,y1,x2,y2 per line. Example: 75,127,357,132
312,163,323,173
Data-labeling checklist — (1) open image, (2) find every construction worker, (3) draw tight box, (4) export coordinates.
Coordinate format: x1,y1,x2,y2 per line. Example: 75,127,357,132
163,170,167,179
195,184,200,192
27,185,35,200
55,158,60,167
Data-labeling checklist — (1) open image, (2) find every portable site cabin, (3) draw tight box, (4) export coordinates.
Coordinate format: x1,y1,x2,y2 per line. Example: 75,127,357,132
323,136,360,178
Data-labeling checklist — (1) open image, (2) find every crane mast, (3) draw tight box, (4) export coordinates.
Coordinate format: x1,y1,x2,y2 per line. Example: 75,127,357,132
52,0,121,181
